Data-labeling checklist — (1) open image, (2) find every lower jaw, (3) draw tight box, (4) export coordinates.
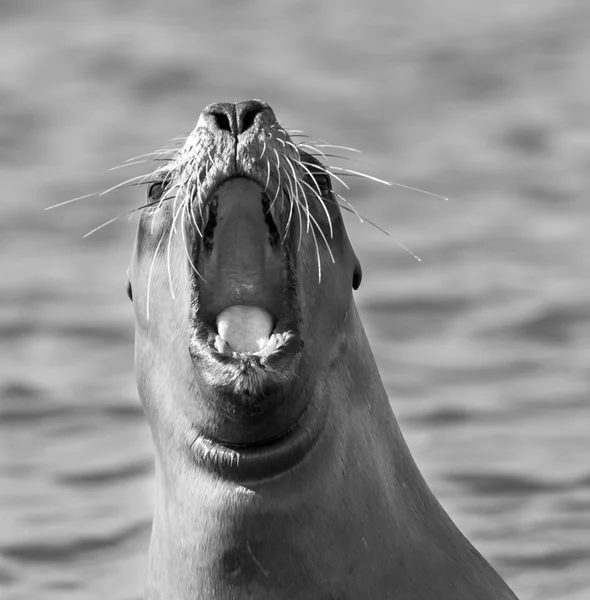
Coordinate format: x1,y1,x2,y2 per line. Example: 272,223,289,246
189,392,329,483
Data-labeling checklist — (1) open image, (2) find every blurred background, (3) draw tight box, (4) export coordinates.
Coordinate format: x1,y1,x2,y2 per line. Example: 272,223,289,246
1,1,589,598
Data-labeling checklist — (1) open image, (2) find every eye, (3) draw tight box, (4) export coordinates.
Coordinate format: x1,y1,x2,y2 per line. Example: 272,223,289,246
147,180,166,202
314,174,332,195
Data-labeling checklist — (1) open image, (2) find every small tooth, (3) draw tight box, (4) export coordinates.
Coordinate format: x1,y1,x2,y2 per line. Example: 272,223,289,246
265,336,279,353
214,335,231,354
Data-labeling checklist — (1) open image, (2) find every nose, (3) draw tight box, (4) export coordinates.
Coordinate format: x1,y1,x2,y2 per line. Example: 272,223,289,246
198,100,269,137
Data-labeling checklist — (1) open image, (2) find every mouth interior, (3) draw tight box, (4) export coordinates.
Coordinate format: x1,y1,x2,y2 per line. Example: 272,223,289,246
198,178,284,355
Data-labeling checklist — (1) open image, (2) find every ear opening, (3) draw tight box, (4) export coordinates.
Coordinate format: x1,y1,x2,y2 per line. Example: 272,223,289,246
126,267,133,301
352,254,362,290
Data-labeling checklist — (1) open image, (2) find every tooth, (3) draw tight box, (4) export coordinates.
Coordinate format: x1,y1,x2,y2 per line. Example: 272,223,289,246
264,336,278,354
214,335,231,354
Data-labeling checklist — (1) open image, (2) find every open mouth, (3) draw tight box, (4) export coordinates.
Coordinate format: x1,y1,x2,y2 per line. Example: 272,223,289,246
192,177,300,364
189,175,302,378
196,177,292,359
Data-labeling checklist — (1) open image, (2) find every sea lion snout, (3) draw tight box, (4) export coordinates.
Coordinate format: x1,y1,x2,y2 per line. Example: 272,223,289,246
197,100,272,139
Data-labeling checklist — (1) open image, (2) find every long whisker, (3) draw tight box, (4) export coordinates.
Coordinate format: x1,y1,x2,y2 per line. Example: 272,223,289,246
81,198,170,238
270,149,283,214
299,178,334,239
264,157,271,193
297,143,331,163
181,202,205,282
165,189,187,300
329,166,448,201
331,195,420,261
283,163,304,250
300,160,350,191
99,172,162,197
285,157,311,235
108,160,150,171
291,156,335,240
122,148,179,163
46,193,97,211
310,143,362,154
146,231,166,321
331,193,386,234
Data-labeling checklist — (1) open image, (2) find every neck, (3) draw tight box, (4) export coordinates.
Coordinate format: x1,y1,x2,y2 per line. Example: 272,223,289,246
141,316,515,599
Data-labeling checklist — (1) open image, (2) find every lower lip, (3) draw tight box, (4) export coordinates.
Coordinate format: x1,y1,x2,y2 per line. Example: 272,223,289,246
189,396,329,483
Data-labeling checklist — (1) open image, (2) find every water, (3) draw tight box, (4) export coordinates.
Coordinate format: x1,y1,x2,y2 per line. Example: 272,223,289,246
1,2,589,599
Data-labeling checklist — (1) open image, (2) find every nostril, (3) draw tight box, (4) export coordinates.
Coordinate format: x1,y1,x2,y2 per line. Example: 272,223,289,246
241,107,260,133
236,100,267,135
212,112,232,133
199,103,237,135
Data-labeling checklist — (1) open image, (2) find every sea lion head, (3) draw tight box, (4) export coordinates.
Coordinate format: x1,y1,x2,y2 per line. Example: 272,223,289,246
127,100,362,481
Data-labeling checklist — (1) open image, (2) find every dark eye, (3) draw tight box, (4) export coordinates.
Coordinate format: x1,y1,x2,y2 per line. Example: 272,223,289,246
315,174,332,195
147,180,166,202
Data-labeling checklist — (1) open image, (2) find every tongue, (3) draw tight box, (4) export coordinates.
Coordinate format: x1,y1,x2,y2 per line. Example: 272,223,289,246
216,305,274,353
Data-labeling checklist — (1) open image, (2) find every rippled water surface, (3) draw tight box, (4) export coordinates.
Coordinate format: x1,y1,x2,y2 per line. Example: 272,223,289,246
1,2,589,599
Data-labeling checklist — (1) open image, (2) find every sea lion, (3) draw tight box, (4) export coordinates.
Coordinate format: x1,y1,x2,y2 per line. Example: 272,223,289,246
126,99,519,599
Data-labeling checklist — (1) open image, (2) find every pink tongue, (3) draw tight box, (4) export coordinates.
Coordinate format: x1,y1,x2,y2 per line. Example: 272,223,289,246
216,306,274,353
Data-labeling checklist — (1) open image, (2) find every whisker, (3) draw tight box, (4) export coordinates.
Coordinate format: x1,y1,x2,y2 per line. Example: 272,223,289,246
264,157,271,193
282,162,304,250
329,167,448,200
122,149,178,163
108,160,150,171
284,139,301,156
333,192,363,223
270,149,283,214
285,157,311,235
308,212,322,283
99,172,160,197
331,195,420,261
389,238,422,262
46,193,97,211
311,143,361,154
292,157,334,240
165,188,190,300
332,194,387,235
146,231,166,321
82,215,127,238
297,143,331,163
82,194,175,239
300,178,334,239
181,203,205,282
300,160,351,191
283,170,295,243
300,152,353,162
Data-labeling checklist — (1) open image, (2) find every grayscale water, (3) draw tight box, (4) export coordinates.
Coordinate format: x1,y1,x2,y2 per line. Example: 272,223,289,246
1,2,588,599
